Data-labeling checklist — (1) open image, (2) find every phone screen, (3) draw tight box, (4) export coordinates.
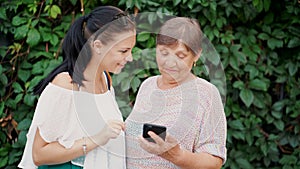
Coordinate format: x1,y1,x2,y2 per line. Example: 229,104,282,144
143,123,167,143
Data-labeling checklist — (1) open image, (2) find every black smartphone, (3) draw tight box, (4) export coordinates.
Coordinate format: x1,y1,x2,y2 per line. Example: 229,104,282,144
143,123,167,143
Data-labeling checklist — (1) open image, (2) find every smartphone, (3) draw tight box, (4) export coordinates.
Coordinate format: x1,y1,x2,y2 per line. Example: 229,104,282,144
143,123,167,143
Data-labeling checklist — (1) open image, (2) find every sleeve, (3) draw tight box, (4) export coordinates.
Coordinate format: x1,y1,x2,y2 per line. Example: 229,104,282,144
31,84,75,148
18,84,76,169
194,84,227,164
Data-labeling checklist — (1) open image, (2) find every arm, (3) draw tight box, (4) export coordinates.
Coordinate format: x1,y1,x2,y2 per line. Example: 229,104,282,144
32,120,125,166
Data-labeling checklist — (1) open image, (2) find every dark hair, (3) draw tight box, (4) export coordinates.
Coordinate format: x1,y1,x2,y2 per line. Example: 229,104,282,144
34,6,135,94
157,17,202,56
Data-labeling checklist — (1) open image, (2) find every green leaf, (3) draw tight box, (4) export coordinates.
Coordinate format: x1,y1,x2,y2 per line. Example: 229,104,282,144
233,81,244,89
263,12,273,25
279,155,298,165
130,77,141,92
12,82,23,93
147,13,157,25
276,76,287,83
137,32,150,42
252,0,259,6
260,143,268,156
50,5,61,19
289,136,298,148
236,158,253,169
271,111,282,119
70,0,77,6
0,74,8,86
272,101,285,111
263,0,271,11
0,156,8,168
229,55,239,70
257,33,269,40
240,89,254,107
288,63,298,76
187,0,195,9
26,28,41,46
114,72,129,85
0,102,4,117
121,78,131,92
18,69,30,83
173,0,181,6
24,94,36,106
267,38,283,50
17,118,32,130
15,25,29,40
15,93,23,103
0,8,7,20
12,16,27,26
249,78,268,91
31,19,39,27
229,120,245,130
50,34,59,46
274,120,284,130
244,65,259,79
146,36,155,48
287,37,300,48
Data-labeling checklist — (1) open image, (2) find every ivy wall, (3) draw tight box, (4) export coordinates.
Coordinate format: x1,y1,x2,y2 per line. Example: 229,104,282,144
0,0,299,168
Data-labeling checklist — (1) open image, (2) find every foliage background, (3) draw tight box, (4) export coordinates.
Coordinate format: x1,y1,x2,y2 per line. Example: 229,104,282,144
0,0,299,168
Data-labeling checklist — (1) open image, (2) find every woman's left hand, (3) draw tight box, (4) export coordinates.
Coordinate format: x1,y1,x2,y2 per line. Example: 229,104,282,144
138,131,182,161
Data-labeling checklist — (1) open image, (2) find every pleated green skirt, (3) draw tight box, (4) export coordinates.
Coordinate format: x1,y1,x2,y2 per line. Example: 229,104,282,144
38,162,83,169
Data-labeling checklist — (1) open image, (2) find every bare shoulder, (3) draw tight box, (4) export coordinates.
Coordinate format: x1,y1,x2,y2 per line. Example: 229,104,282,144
51,72,74,90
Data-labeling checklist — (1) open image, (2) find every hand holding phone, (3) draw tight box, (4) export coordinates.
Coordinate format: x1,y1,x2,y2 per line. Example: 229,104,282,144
143,123,167,143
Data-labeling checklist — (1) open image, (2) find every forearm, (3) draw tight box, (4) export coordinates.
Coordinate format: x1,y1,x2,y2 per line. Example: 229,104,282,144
161,148,223,169
33,137,98,166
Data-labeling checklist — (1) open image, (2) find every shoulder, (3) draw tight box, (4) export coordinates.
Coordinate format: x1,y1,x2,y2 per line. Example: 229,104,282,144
142,76,158,85
194,77,219,96
51,72,74,90
139,76,158,89
194,77,213,88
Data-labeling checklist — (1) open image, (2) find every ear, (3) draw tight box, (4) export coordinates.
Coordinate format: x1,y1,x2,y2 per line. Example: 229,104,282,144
93,40,103,54
194,49,202,62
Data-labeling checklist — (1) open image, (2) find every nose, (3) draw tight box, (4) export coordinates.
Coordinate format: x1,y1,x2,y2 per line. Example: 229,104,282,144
125,53,133,62
164,55,177,67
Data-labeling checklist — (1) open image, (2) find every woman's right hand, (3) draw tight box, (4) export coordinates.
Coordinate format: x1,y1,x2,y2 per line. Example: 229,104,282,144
91,120,125,146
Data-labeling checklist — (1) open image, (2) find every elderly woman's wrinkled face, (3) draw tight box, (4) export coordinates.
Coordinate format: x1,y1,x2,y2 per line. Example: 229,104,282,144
156,42,198,83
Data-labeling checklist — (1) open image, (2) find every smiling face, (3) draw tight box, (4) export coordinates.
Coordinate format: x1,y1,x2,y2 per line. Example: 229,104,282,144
94,31,136,74
156,42,199,84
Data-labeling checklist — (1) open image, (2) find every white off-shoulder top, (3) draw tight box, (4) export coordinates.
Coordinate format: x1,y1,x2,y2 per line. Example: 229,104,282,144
18,74,126,169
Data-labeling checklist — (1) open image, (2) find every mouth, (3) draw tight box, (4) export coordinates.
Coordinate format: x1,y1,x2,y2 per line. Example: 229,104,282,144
118,63,126,68
163,67,178,73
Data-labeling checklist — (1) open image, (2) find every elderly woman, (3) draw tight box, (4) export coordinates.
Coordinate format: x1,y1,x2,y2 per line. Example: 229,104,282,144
125,17,227,169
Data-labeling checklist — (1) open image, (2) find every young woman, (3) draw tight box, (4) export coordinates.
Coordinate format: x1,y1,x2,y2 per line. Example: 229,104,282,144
125,17,226,169
18,6,136,169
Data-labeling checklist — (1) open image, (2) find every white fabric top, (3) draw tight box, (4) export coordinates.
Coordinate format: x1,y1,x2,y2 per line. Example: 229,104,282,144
18,79,126,168
125,76,227,168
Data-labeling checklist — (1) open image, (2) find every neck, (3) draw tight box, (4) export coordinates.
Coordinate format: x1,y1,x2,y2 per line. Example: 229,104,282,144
158,73,195,90
81,64,107,93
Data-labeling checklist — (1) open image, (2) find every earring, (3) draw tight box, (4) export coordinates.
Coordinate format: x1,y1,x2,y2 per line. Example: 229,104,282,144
193,61,196,67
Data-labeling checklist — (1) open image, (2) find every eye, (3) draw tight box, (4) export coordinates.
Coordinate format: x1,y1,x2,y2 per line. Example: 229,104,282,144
178,53,187,59
160,49,169,56
119,50,128,54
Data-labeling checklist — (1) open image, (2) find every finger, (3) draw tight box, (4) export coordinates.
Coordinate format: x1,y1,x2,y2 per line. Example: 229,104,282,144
165,133,177,143
148,131,165,145
111,121,125,130
109,122,124,130
138,136,154,151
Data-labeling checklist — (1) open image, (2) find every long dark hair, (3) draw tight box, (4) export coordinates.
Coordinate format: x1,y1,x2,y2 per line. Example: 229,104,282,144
34,6,135,94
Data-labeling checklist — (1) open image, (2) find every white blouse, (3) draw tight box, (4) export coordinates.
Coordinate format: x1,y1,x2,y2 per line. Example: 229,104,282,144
18,82,126,169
